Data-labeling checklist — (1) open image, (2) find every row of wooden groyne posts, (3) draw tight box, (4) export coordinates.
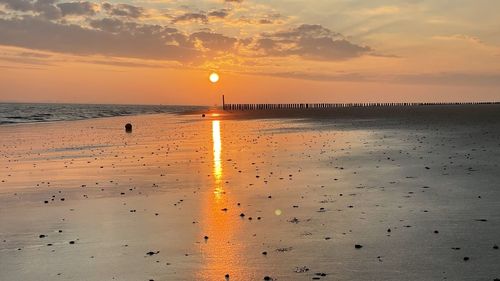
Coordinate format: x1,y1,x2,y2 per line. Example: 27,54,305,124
222,102,500,111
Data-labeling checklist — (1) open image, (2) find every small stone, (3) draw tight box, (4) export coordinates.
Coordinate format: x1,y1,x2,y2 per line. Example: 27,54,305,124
262,251,267,255
69,241,75,245
263,276,272,281
493,245,499,250
240,213,245,217
463,256,470,261
204,236,209,240
355,244,363,249
39,234,46,238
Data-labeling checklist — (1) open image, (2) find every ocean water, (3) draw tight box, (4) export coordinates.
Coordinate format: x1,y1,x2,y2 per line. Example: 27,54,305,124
0,103,204,125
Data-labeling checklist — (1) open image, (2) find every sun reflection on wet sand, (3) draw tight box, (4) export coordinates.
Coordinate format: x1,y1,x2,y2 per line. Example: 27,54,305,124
212,120,223,199
197,120,244,280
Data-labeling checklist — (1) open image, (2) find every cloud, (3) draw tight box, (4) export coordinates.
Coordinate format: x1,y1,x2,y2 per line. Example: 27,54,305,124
190,31,237,51
0,0,96,19
0,0,35,12
254,24,371,61
393,72,500,86
256,71,369,82
172,12,208,24
57,1,97,17
432,34,484,45
101,2,144,18
171,9,229,24
207,9,228,18
0,16,200,61
0,0,373,67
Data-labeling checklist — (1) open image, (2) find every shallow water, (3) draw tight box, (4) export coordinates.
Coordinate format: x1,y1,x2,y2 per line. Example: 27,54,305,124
0,103,205,125
0,112,499,281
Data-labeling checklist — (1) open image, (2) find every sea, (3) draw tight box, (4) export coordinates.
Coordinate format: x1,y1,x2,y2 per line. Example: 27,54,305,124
0,103,204,125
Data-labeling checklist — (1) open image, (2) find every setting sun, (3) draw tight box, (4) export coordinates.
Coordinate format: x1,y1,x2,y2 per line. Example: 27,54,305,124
209,72,219,84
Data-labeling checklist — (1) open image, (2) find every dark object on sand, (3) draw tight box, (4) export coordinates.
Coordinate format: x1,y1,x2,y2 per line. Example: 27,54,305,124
125,123,132,132
463,256,470,261
202,114,206,117
355,244,363,249
264,276,272,281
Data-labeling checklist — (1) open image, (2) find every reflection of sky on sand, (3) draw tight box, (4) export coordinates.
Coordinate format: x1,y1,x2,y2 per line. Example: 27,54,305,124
197,120,244,280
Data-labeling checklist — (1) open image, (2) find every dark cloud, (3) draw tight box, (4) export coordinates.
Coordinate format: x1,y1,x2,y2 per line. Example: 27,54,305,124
57,1,96,17
259,19,273,24
102,2,144,18
0,0,34,12
0,0,62,19
0,16,199,62
207,9,228,18
172,9,229,24
256,24,371,61
0,0,95,19
172,12,208,24
190,31,237,51
33,0,60,19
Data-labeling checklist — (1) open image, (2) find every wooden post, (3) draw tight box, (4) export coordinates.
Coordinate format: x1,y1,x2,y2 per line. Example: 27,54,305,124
222,95,225,110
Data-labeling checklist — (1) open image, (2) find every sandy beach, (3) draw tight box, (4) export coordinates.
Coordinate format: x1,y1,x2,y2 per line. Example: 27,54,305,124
1,106,500,281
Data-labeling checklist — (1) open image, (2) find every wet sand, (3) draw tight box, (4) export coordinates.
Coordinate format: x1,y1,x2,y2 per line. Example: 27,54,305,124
1,106,500,281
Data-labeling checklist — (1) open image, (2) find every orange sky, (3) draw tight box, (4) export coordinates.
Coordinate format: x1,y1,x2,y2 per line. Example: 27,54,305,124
1,0,499,104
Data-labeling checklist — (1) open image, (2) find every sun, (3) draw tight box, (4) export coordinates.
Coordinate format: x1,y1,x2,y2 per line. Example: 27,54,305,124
209,72,220,83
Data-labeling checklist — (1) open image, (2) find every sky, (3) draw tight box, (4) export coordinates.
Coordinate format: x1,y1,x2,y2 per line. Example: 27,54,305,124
0,0,499,105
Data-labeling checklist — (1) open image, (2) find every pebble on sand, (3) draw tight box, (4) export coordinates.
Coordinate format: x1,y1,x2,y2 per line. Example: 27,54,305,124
355,244,363,249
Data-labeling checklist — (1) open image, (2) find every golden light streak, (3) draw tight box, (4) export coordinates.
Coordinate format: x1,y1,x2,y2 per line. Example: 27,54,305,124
212,120,223,199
